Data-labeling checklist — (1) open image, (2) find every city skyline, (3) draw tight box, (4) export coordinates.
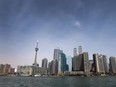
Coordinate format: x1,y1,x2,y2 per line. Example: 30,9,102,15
0,0,116,67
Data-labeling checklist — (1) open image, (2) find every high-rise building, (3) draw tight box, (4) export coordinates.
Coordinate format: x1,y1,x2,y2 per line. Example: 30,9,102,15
33,41,39,66
72,54,83,71
93,54,105,74
72,56,77,71
42,58,48,69
0,64,5,75
77,54,84,71
53,48,62,61
3,64,11,75
102,55,109,73
73,48,77,57
78,46,82,54
93,54,99,73
72,47,83,72
109,57,116,74
72,48,78,71
48,62,52,74
50,59,58,75
83,52,90,76
0,64,15,75
66,56,72,72
89,60,94,72
58,52,67,73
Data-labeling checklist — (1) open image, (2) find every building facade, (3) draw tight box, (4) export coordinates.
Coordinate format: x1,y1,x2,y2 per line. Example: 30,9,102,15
83,52,90,76
0,64,14,76
102,55,109,74
109,57,116,74
78,46,82,54
58,52,67,74
17,65,47,76
50,59,58,75
42,58,48,69
66,56,72,72
93,54,105,74
73,48,77,57
53,48,62,61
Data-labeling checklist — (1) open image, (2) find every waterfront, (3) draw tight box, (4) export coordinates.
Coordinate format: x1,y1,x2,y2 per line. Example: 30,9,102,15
0,76,116,87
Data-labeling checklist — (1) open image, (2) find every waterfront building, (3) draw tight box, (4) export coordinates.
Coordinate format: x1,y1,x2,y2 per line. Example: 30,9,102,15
0,64,5,75
9,68,15,74
78,46,82,54
58,52,67,74
72,53,83,71
93,54,99,73
93,54,105,74
42,58,48,69
77,54,84,71
3,64,11,75
109,57,116,74
98,54,105,73
72,56,77,71
66,56,72,72
48,62,52,75
89,60,94,72
102,55,109,73
83,52,90,76
17,65,32,76
72,48,78,71
0,64,15,75
17,65,47,76
50,59,58,75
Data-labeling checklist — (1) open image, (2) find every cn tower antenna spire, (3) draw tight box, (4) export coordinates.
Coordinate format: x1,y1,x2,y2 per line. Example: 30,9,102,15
33,40,39,66
36,40,38,48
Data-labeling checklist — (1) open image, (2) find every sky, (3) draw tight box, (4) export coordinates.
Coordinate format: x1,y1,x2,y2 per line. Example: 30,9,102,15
0,0,116,68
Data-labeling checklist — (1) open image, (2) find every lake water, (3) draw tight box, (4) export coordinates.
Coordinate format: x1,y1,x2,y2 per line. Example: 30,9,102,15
0,76,116,87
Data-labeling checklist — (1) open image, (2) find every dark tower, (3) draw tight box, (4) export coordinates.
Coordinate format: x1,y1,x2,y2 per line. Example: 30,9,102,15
33,41,39,66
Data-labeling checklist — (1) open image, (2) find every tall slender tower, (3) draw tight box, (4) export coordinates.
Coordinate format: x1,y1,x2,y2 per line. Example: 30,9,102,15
33,41,39,66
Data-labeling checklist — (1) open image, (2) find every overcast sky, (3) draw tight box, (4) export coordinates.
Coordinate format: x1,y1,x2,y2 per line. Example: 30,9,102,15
0,0,116,68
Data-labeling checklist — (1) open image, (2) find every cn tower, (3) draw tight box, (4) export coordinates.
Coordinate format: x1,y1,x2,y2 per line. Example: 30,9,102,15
33,41,39,66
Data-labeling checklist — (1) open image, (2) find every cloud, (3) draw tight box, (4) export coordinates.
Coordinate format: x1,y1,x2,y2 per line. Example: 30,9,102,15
74,21,81,28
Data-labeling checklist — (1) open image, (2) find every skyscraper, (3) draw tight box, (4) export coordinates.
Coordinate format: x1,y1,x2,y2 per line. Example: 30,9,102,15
78,46,82,54
109,57,116,74
42,58,48,69
66,56,72,72
83,52,90,76
58,52,67,73
93,54,99,73
102,55,109,73
72,53,83,71
3,64,11,75
33,41,39,66
73,48,77,57
53,48,62,61
72,48,78,71
53,48,62,75
51,59,58,75
93,54,105,74
48,62,52,74
89,60,94,72
0,64,5,75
